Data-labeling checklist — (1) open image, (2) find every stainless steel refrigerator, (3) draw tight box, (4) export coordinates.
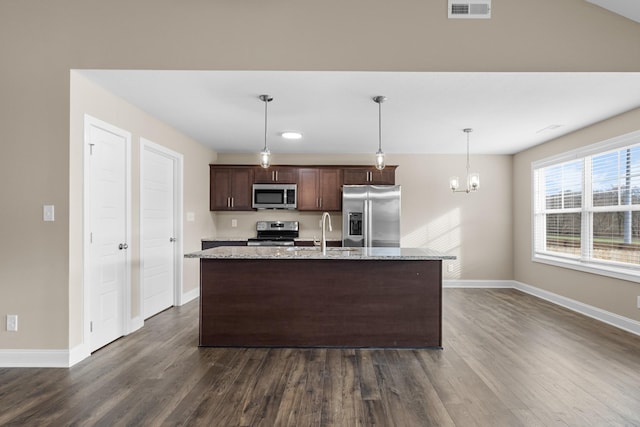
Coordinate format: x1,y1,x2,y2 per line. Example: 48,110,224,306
342,185,401,247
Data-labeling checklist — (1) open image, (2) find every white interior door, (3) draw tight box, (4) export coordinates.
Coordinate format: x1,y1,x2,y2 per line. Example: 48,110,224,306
85,116,130,352
141,140,180,319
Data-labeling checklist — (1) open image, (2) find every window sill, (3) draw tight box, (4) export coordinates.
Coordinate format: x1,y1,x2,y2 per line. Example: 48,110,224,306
533,253,640,283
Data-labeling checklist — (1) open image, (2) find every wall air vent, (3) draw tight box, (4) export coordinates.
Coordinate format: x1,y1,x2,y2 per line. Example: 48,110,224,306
448,0,491,19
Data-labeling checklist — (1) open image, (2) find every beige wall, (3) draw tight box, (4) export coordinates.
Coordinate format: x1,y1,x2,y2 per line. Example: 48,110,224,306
513,107,640,322
217,152,514,280
67,73,216,348
1,0,640,351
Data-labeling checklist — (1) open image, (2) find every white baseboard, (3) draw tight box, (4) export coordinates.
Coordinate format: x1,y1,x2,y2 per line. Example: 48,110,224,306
444,280,514,288
512,280,640,337
0,349,71,368
444,279,640,337
180,286,199,305
68,344,90,367
129,315,144,334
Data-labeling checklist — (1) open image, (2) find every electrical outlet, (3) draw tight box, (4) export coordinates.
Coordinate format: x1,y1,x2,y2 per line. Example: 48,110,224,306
447,264,454,273
231,219,237,228
6,314,18,332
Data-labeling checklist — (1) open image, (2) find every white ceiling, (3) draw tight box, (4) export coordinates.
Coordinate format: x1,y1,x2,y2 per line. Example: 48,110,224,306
79,70,640,155
586,0,640,23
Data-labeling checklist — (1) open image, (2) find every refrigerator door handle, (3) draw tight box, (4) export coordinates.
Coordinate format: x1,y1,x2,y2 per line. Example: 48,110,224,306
363,200,369,247
368,200,373,247
364,200,373,247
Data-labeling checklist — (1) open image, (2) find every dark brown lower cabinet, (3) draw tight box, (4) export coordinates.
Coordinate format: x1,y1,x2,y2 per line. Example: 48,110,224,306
199,258,442,348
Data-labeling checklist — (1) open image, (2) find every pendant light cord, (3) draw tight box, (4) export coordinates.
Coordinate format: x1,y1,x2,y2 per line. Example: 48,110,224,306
466,129,470,177
263,97,268,151
378,101,382,152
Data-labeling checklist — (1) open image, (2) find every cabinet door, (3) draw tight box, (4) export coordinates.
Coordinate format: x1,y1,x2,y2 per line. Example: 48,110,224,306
369,168,395,185
343,167,395,185
253,167,298,184
319,168,342,211
343,168,370,185
273,167,298,183
210,167,231,210
229,168,253,210
210,166,254,211
298,168,342,211
297,168,320,210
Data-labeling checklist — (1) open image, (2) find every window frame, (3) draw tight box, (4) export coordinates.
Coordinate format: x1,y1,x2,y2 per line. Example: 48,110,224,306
531,130,640,283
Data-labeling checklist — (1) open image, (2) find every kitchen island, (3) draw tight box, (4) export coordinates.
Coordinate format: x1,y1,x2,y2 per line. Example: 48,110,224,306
185,246,455,349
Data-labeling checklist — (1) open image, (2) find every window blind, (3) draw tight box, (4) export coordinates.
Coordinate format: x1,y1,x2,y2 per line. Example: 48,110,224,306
532,135,640,279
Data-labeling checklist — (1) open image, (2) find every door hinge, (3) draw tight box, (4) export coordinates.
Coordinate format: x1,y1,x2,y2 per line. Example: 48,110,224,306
90,232,93,243
89,143,95,155
90,321,93,332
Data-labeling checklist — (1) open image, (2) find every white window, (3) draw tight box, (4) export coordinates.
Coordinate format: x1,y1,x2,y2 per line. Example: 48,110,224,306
532,130,640,282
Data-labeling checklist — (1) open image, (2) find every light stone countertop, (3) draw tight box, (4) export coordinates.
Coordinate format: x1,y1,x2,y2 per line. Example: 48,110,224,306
185,246,455,261
201,237,343,242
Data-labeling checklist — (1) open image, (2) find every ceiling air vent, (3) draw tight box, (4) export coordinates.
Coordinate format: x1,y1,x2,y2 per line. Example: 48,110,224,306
448,0,491,19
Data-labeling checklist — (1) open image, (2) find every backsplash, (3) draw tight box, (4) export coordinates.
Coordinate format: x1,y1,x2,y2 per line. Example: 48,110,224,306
213,211,343,241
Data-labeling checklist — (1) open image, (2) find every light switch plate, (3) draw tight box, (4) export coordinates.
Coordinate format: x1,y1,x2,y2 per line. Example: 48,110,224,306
43,205,55,221
6,314,18,332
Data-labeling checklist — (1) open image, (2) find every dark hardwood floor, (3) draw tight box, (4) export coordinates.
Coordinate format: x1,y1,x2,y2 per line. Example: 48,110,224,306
1,289,639,426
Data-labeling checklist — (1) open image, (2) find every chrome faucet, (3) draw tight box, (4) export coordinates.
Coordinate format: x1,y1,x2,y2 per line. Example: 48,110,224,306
321,212,332,255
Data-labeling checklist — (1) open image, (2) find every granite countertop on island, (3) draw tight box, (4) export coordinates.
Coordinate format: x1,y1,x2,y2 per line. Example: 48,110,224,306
185,246,455,261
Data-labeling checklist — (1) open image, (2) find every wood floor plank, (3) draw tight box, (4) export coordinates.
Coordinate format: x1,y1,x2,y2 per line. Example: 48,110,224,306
320,349,365,427
1,289,640,426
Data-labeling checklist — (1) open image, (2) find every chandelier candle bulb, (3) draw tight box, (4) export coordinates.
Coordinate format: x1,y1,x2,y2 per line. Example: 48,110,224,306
468,172,480,190
450,176,460,191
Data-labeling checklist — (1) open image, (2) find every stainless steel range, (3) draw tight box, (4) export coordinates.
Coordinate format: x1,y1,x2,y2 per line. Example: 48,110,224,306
247,221,299,246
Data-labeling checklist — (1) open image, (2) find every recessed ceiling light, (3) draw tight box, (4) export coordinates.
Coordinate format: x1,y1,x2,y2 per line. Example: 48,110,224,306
281,131,303,140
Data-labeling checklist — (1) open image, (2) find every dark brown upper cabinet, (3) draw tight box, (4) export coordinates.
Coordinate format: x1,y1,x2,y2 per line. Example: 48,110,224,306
210,166,254,211
253,166,298,184
297,168,343,211
342,166,397,185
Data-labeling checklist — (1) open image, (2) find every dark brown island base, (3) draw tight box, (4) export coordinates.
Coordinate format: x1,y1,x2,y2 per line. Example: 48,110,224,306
185,247,455,349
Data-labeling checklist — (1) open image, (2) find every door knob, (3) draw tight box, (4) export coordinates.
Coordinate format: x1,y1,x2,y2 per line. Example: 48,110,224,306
169,237,176,242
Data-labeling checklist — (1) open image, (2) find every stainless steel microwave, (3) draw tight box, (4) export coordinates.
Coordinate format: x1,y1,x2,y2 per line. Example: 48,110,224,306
252,184,297,209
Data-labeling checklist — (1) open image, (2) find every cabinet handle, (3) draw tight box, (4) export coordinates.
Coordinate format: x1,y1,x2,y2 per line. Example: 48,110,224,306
272,171,275,181
227,197,231,208
275,171,278,181
319,198,323,208
368,171,372,182
231,197,234,208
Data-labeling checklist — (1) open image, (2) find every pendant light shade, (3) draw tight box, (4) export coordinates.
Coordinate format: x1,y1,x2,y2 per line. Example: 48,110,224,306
373,96,387,170
450,128,480,193
259,94,273,169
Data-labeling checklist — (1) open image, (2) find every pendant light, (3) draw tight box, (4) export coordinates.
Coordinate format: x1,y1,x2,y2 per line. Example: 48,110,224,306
259,94,273,168
450,128,480,193
373,95,387,170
